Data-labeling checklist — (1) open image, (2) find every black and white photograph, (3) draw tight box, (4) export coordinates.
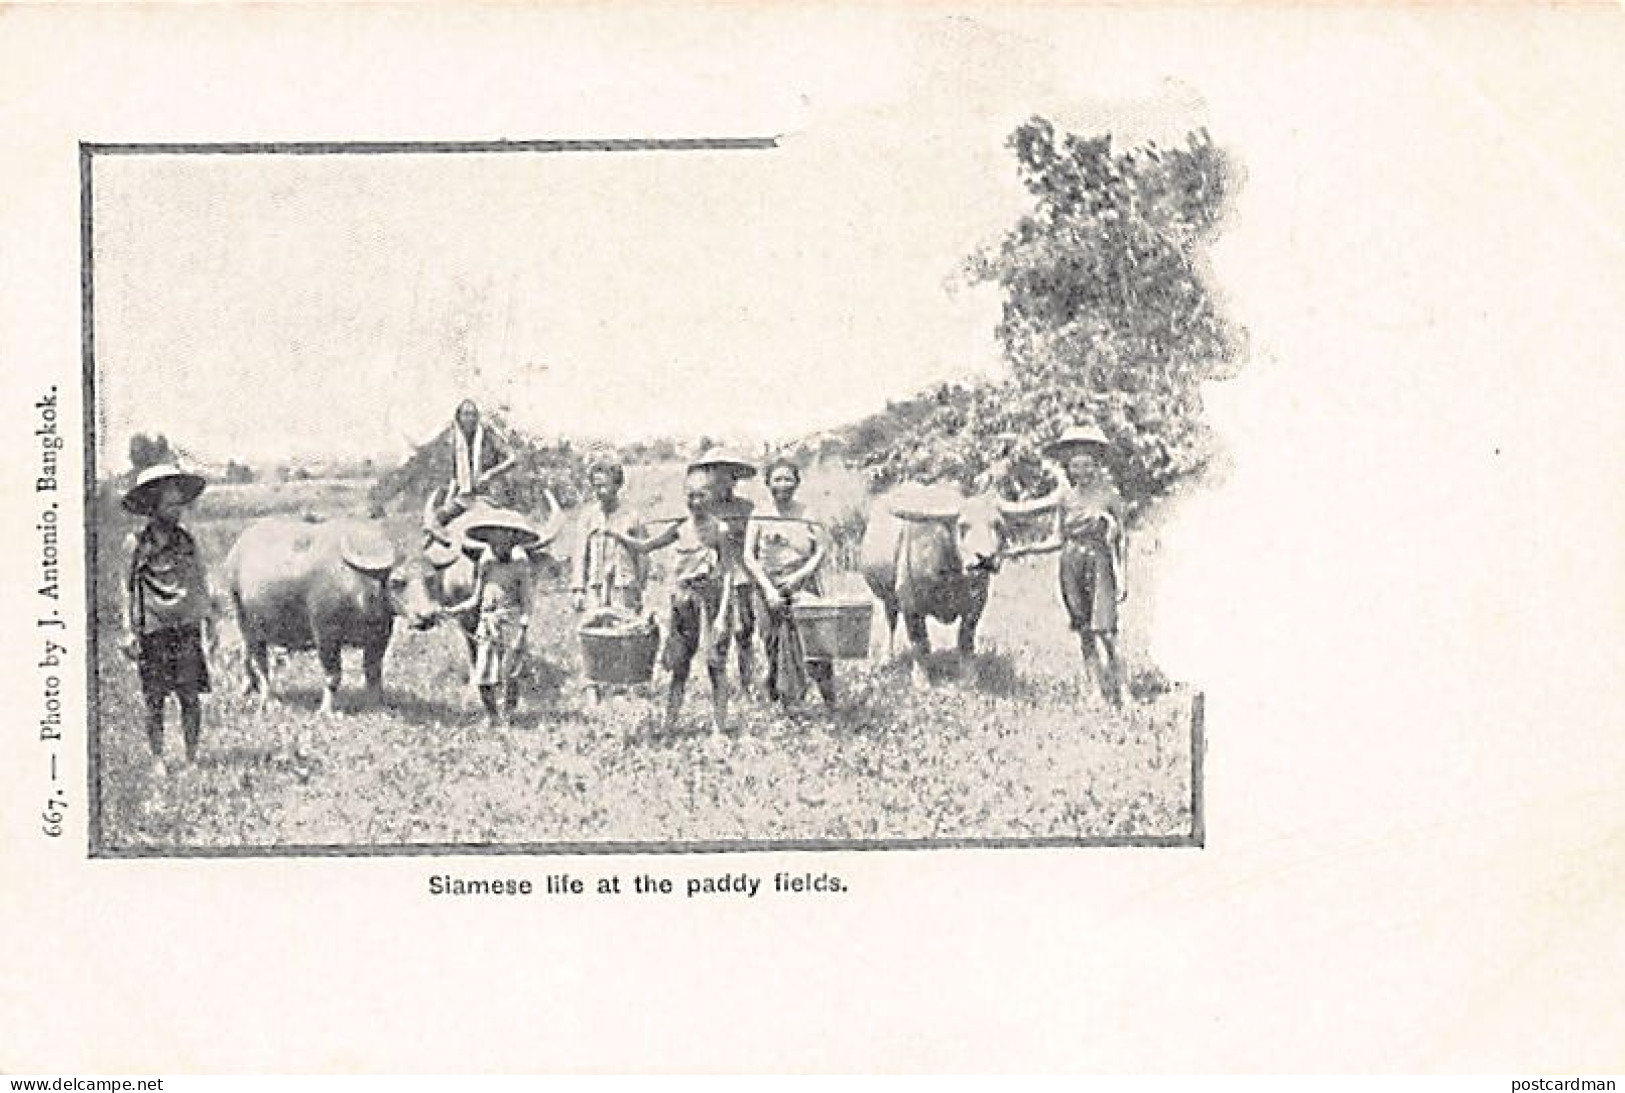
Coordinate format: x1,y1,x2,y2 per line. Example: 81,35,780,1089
86,114,1225,852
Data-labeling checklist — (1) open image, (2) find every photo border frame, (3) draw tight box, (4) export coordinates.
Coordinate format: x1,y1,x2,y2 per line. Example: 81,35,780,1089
80,139,1206,859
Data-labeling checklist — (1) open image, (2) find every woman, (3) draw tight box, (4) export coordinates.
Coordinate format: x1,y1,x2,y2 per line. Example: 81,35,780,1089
743,456,835,706
439,511,539,726
570,456,648,616
438,399,517,524
121,464,213,772
1008,425,1128,708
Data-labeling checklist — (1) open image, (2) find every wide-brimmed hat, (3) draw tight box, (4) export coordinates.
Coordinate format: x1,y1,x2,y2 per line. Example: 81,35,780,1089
688,446,758,479
122,464,206,516
1043,423,1112,460
460,508,543,550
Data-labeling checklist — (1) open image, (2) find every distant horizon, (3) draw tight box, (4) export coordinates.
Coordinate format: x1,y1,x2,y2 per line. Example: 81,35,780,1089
97,388,955,476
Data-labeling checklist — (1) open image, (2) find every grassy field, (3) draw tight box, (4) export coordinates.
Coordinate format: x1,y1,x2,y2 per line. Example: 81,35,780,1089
93,471,1199,851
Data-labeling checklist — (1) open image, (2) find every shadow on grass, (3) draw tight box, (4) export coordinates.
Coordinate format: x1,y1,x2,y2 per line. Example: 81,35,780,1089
959,649,1054,704
508,704,592,732
192,744,295,770
842,648,1054,707
240,683,470,725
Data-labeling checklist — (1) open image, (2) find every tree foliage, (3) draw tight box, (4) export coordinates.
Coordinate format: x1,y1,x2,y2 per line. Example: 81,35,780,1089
858,117,1245,508
127,433,175,473
368,413,592,515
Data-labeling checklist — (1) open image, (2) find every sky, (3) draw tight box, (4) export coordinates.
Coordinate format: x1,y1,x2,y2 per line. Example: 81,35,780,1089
89,16,1210,468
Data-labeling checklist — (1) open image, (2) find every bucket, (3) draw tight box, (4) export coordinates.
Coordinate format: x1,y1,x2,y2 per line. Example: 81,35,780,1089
790,596,873,660
578,613,661,685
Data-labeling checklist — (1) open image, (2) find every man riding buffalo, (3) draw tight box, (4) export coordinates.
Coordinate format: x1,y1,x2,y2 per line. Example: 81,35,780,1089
435,399,517,525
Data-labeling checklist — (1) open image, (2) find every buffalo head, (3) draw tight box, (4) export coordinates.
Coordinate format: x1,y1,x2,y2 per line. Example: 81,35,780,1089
386,554,448,631
339,528,443,632
953,495,1008,575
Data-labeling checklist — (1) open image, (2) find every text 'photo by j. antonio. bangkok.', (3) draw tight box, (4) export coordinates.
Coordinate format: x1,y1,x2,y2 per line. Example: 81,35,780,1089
82,107,1241,856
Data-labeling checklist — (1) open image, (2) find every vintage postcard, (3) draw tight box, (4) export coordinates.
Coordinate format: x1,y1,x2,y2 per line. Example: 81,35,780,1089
81,133,1206,856
3,2,1621,1075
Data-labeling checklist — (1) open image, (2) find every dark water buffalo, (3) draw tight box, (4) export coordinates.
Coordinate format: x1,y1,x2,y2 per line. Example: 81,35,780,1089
224,518,445,714
859,487,1049,686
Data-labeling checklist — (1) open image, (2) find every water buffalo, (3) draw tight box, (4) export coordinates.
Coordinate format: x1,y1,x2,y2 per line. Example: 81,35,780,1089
859,486,1054,686
224,518,446,714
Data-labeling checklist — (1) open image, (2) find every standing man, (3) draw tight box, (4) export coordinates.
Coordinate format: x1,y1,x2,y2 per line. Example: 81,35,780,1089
571,454,651,704
687,448,759,696
607,468,731,733
570,454,648,617
121,464,213,772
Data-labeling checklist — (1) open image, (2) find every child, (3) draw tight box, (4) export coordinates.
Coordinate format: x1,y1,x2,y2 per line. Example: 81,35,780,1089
121,464,212,772
440,511,539,726
1008,425,1129,708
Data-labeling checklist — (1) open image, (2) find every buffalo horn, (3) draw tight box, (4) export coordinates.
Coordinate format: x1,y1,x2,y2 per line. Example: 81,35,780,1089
422,491,454,547
534,488,565,546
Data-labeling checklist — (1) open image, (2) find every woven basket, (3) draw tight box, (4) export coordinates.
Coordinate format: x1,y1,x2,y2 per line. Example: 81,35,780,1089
578,615,661,684
790,597,873,660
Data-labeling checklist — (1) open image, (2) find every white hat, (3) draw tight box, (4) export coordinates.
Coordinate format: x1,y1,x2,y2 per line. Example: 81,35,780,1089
121,464,206,516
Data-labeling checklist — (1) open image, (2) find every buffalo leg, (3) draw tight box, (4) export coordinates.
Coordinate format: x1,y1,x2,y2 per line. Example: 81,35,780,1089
317,638,343,716
955,607,983,677
246,635,276,711
235,593,268,698
883,602,900,659
362,635,388,707
904,612,932,689
243,635,269,696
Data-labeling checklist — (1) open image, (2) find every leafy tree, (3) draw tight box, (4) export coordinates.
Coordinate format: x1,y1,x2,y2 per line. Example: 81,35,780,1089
128,432,175,472
861,117,1245,508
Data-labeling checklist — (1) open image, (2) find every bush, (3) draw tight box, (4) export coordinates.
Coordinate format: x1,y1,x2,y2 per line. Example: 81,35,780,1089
368,414,594,516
